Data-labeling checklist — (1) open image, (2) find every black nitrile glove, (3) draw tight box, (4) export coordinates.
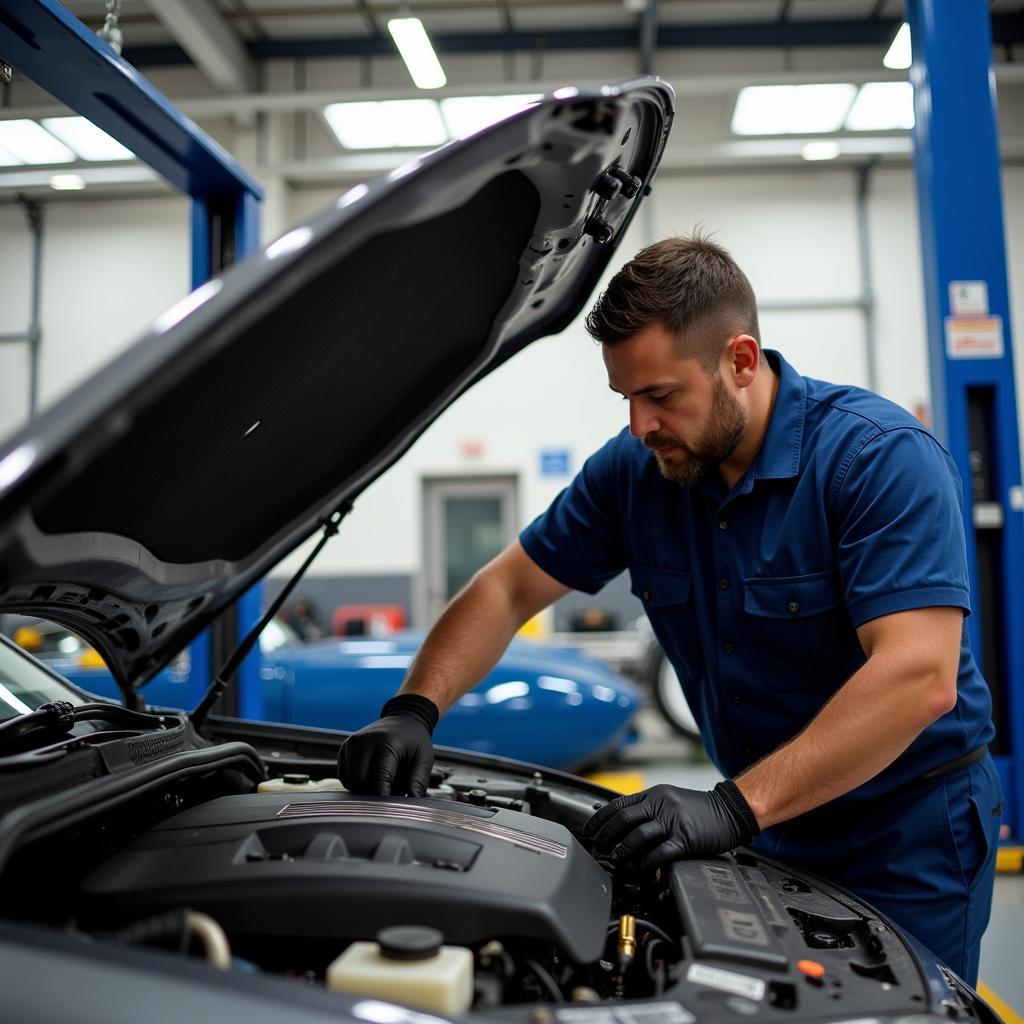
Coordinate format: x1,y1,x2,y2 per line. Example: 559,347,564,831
337,694,438,797
583,781,760,871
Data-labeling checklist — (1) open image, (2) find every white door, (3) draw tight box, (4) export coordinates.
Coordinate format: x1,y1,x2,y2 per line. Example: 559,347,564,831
422,476,518,625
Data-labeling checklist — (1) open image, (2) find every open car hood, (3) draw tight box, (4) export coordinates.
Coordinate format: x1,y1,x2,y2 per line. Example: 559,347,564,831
0,79,674,692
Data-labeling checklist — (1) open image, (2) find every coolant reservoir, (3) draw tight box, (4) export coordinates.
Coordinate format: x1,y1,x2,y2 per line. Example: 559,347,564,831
257,774,345,794
327,926,473,1015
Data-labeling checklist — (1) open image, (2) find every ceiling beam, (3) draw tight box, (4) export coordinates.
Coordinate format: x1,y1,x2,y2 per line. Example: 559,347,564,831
139,0,256,93
122,17,949,65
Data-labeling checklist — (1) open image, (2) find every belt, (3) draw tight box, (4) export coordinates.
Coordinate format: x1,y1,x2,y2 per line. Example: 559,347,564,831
918,743,987,783
781,745,989,836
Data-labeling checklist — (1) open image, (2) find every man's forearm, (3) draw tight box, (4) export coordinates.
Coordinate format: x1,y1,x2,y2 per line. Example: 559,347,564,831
735,642,956,830
398,572,525,714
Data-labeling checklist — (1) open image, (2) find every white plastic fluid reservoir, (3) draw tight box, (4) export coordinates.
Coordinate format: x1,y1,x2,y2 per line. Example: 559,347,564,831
257,774,345,794
327,926,473,1016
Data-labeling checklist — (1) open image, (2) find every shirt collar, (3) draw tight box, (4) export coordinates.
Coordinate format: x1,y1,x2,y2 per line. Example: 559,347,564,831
751,349,806,481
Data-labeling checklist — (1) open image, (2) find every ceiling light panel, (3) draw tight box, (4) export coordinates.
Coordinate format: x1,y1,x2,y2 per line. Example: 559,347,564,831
731,84,857,135
845,82,915,131
49,173,87,191
323,100,448,150
883,22,912,70
41,117,134,161
0,120,75,164
801,141,841,161
440,95,542,140
0,142,23,167
387,17,446,90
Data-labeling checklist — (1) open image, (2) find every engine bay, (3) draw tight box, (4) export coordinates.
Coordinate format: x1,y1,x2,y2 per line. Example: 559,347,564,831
0,713,971,1024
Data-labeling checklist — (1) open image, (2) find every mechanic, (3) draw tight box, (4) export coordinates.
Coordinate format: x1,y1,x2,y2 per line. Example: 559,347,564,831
339,234,1002,985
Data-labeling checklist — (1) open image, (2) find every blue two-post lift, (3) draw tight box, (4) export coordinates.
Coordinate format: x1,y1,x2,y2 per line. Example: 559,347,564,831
0,0,265,719
909,0,1024,842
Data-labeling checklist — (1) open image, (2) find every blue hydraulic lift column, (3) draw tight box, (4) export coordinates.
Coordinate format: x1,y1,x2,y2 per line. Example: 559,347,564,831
908,0,1024,838
190,192,264,721
1,0,265,719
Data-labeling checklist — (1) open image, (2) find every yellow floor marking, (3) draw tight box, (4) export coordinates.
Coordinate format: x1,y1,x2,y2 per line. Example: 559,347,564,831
978,982,1024,1024
583,770,646,795
996,846,1024,873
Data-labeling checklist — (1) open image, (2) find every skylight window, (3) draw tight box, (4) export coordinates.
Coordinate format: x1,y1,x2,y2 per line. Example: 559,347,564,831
440,94,542,140
731,84,857,135
41,116,133,161
322,99,448,150
844,82,915,131
0,120,75,164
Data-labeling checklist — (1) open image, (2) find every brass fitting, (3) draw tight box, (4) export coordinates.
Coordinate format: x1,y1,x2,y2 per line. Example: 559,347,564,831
617,914,637,962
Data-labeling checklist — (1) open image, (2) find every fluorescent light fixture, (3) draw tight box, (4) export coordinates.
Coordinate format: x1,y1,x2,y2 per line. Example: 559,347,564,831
731,84,857,135
49,173,87,191
883,22,912,70
801,141,841,161
41,116,133,161
440,94,542,139
0,142,22,167
323,99,447,149
845,81,915,131
387,17,446,90
0,119,75,164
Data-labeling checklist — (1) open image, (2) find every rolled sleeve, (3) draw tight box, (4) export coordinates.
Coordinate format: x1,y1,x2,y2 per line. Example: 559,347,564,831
834,427,971,628
519,433,627,594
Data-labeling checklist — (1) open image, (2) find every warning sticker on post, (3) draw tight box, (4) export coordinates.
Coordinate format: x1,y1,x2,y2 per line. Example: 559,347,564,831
945,315,1004,359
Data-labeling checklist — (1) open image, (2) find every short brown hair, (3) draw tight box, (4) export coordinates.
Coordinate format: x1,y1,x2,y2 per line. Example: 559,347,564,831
585,232,760,371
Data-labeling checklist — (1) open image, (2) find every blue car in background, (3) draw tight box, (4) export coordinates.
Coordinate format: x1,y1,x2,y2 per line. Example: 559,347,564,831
11,618,639,772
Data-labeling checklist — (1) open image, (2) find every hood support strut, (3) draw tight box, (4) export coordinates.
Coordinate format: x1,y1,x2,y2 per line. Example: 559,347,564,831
189,499,354,732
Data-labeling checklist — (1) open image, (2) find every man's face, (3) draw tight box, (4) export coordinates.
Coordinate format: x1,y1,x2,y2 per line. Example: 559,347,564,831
603,322,747,485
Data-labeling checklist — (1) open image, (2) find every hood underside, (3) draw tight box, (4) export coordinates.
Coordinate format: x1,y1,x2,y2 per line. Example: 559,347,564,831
0,79,674,690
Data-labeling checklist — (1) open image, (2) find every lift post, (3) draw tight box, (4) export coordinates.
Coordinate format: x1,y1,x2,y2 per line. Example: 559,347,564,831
908,0,1024,838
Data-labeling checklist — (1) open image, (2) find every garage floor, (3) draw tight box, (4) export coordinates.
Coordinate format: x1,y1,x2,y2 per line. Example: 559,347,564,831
590,709,1024,1020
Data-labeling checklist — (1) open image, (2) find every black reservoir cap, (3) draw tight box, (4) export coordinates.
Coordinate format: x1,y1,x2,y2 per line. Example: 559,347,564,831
377,925,443,961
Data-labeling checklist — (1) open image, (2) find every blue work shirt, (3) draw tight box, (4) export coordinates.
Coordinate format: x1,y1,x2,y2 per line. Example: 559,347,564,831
520,350,994,811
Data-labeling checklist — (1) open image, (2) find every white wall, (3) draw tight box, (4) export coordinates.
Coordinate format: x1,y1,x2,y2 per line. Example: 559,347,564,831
272,162,1023,587
1,165,1021,600
0,197,190,439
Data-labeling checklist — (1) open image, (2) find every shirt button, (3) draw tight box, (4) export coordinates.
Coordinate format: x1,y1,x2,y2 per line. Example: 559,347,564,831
743,746,753,756
718,520,728,530
723,642,735,654
719,578,730,591
788,600,800,614
731,695,743,705
642,589,651,601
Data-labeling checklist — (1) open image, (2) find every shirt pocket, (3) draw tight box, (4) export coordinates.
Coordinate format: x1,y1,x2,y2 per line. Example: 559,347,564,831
743,570,853,692
629,565,702,681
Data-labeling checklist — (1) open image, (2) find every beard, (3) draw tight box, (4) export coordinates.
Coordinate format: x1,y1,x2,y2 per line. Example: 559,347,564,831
644,373,747,486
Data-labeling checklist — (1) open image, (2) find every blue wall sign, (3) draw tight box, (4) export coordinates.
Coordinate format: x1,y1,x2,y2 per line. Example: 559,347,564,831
539,448,572,478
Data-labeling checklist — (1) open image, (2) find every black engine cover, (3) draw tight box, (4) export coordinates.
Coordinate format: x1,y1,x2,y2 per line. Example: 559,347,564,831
81,793,612,963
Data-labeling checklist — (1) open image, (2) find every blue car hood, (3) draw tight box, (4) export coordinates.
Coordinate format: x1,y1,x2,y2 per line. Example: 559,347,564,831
0,79,673,695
